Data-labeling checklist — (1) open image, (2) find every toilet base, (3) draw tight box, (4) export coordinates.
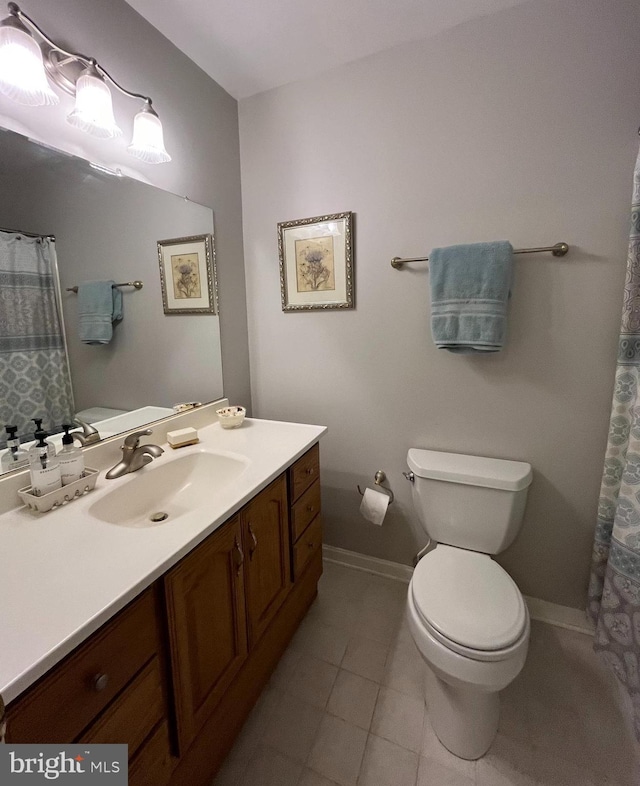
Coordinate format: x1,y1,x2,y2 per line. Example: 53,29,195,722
426,667,499,760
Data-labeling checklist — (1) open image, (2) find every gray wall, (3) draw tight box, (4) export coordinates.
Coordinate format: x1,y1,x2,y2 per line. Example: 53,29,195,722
239,0,640,609
0,0,251,411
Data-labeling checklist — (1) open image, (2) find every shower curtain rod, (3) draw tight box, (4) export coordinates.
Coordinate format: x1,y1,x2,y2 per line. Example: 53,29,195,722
0,225,55,241
390,242,569,269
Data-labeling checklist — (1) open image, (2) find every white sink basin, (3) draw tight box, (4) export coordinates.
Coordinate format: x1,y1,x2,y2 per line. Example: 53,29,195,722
89,450,250,527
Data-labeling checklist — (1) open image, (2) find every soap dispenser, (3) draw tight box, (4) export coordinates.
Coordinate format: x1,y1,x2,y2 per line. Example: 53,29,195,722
1,426,29,471
28,430,61,496
31,419,55,457
58,424,85,485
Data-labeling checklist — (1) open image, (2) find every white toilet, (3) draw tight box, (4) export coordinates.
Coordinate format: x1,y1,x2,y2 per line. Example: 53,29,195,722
405,448,533,760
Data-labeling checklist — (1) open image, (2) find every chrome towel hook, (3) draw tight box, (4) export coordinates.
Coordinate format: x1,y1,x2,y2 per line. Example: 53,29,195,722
357,470,394,505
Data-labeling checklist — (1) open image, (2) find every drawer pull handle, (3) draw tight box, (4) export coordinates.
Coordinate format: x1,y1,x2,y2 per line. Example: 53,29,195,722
306,468,314,475
93,673,109,692
233,536,244,576
308,541,315,550
248,524,258,559
307,505,314,513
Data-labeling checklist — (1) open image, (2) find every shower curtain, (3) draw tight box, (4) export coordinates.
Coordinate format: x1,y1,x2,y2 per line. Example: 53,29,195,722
588,142,640,740
0,231,74,445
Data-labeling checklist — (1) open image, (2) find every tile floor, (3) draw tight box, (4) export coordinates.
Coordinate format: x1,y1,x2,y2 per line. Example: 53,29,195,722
213,561,640,786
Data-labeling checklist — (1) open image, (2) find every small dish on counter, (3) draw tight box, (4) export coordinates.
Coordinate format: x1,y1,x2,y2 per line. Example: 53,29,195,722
216,406,246,429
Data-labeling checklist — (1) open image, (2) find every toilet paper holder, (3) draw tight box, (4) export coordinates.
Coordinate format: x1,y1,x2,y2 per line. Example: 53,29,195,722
357,471,394,505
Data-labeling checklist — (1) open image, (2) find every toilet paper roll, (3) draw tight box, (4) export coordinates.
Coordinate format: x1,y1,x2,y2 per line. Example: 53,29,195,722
360,487,390,526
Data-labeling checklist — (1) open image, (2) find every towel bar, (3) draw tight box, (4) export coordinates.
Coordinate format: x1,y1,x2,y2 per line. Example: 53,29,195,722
66,280,144,293
391,242,569,269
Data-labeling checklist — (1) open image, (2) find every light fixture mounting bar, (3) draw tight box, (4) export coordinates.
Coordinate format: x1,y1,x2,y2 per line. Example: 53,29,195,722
8,2,152,103
1,2,171,162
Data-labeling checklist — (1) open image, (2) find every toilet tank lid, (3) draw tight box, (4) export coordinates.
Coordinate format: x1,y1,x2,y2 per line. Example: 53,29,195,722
407,449,532,491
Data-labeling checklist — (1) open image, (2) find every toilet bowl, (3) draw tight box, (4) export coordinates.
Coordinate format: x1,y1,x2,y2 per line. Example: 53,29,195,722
404,449,533,759
407,544,529,759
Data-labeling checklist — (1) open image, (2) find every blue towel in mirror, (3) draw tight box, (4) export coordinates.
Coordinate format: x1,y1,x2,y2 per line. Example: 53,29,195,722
429,241,513,353
77,280,123,345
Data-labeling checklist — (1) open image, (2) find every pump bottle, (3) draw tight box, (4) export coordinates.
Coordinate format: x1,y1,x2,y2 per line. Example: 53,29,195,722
31,419,55,457
58,424,85,485
28,431,61,496
1,426,29,471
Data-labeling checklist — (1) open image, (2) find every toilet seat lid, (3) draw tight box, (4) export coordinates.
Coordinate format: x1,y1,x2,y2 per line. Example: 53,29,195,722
411,545,526,651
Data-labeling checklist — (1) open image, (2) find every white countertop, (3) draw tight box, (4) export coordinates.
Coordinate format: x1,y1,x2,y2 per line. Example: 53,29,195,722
0,417,326,705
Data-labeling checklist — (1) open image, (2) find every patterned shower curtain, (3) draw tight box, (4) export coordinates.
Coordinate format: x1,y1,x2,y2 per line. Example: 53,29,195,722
588,143,640,740
0,231,74,445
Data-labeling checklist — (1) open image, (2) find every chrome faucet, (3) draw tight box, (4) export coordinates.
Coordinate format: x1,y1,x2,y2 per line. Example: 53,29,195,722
105,429,164,479
71,416,101,446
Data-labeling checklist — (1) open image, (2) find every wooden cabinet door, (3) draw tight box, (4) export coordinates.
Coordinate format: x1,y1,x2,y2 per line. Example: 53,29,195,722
242,475,291,646
165,517,247,751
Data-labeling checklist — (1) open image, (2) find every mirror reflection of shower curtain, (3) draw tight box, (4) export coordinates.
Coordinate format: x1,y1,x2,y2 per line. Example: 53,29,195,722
0,231,74,446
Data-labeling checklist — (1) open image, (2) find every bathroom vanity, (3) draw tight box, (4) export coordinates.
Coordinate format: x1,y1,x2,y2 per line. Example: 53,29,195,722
0,415,325,786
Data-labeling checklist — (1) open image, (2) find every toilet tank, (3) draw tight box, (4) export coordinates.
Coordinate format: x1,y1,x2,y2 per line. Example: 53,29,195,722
407,449,532,554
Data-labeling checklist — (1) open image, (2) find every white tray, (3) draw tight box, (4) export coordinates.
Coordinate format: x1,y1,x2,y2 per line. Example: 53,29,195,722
18,468,99,513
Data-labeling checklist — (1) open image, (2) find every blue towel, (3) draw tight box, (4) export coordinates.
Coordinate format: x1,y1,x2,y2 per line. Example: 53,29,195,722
77,280,123,345
429,241,513,353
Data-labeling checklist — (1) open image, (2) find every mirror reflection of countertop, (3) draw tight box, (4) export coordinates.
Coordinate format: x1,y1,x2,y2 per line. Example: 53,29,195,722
0,417,327,705
0,406,175,475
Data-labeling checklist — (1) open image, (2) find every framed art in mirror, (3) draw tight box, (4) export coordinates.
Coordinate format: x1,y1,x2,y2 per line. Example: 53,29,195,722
278,212,354,311
158,234,218,315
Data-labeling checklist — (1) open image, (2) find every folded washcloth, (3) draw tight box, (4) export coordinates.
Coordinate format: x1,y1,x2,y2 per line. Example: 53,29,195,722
429,241,513,353
77,280,123,345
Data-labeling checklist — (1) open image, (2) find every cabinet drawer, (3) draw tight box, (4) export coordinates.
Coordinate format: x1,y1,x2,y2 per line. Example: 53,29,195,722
129,721,174,786
7,589,158,744
291,480,321,542
289,443,320,503
80,658,164,758
292,514,322,580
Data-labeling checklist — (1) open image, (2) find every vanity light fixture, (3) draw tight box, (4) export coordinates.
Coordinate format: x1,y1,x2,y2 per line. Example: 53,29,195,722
128,100,171,164
0,2,171,163
66,63,122,139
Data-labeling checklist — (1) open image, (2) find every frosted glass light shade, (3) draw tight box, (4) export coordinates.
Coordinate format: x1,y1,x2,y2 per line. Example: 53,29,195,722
128,106,171,164
67,69,121,138
0,23,58,106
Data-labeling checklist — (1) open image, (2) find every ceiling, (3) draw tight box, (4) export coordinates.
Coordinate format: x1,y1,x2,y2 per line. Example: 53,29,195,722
125,0,530,100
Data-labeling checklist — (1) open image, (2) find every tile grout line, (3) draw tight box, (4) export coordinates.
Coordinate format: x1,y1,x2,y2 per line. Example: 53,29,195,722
299,594,392,786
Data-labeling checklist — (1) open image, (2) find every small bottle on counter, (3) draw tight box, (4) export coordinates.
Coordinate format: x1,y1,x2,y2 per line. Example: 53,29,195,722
58,424,85,485
29,431,62,496
30,418,55,458
1,425,29,471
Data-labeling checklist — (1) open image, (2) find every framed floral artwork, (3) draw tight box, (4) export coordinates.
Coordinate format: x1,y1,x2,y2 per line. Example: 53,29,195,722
157,234,217,315
278,212,354,311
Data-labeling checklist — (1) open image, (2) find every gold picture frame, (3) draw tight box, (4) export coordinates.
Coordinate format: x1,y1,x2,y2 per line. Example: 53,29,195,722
157,234,218,315
278,212,354,311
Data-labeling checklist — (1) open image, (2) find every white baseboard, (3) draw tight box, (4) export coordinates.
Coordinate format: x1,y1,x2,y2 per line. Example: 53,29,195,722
523,595,594,635
322,545,413,583
322,545,594,636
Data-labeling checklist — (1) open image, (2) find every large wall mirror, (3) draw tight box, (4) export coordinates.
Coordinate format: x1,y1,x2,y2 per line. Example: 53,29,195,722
0,127,223,474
